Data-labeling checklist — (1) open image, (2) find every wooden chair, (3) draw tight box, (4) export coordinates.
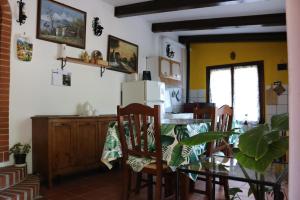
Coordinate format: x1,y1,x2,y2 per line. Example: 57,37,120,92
213,105,234,156
213,105,233,200
193,105,233,200
117,103,173,200
192,106,216,196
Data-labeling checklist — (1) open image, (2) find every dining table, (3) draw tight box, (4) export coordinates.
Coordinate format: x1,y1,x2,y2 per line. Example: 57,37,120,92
101,118,211,179
177,155,288,200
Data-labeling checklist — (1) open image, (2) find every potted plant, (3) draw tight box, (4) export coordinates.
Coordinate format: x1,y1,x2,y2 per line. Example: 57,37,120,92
179,113,289,200
9,143,31,167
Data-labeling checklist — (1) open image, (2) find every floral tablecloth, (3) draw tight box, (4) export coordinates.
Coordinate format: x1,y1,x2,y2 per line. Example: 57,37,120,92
101,120,210,179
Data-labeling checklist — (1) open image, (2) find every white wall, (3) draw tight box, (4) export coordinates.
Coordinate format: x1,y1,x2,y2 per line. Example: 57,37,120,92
6,0,162,171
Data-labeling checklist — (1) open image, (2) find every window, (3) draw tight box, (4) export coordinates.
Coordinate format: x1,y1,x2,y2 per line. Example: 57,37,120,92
207,61,264,123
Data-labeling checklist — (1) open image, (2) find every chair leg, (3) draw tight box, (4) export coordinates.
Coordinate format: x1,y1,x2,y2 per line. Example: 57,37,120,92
135,172,142,194
165,173,176,198
206,175,212,197
122,165,131,200
155,173,162,200
222,178,230,200
147,174,153,200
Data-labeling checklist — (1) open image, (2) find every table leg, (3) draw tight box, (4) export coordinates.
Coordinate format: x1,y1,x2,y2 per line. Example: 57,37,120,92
179,173,190,200
211,175,215,200
273,184,282,200
176,171,179,200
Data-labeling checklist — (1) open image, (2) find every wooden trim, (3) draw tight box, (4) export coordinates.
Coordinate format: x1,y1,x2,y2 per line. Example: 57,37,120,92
186,43,190,103
36,0,87,49
152,13,286,33
179,32,287,44
206,61,265,123
115,0,246,18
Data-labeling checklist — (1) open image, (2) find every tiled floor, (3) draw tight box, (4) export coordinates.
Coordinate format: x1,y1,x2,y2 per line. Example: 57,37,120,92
40,168,286,200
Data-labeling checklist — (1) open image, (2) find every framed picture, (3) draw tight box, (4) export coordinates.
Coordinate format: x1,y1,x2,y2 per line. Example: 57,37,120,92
107,35,138,74
37,0,86,49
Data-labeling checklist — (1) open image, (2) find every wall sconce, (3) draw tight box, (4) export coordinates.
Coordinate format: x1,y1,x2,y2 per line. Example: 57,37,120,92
92,17,104,37
17,0,27,25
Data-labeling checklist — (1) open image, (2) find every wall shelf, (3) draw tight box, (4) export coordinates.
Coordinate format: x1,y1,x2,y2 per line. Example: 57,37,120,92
57,57,110,77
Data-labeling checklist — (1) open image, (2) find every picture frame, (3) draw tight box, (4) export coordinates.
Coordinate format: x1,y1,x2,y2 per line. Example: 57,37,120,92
37,0,87,49
107,35,138,74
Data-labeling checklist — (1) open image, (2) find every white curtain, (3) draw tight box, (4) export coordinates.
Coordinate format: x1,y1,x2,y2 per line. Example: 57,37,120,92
209,68,232,108
209,65,260,123
233,66,260,123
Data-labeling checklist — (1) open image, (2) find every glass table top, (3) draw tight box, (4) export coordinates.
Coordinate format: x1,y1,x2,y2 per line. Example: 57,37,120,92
178,156,288,185
161,118,211,125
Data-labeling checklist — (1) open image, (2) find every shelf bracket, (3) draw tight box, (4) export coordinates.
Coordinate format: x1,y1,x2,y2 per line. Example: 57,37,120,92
100,67,106,77
60,58,67,70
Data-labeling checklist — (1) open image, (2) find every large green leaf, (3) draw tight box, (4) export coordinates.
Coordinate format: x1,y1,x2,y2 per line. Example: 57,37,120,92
236,137,289,172
263,130,280,144
160,124,176,136
179,132,224,146
161,135,175,146
238,125,269,160
169,144,185,166
271,113,289,131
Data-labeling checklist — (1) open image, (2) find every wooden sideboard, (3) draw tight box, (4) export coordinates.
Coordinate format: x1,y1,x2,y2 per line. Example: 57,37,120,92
31,115,117,187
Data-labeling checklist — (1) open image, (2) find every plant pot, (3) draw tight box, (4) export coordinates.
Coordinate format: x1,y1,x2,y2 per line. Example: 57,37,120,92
14,154,27,167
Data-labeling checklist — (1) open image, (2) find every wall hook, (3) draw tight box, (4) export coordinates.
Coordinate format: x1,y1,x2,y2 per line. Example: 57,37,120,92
17,0,27,25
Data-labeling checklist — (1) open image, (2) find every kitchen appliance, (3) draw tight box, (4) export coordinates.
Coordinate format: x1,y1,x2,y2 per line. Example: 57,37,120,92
122,81,166,116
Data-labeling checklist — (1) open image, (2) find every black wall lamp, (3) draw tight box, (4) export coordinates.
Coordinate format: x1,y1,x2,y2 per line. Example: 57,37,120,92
17,0,27,25
92,17,104,37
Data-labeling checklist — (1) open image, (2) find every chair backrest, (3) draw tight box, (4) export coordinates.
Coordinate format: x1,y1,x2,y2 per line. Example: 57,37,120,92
193,106,216,131
193,106,217,157
216,105,233,132
117,103,162,166
213,105,233,156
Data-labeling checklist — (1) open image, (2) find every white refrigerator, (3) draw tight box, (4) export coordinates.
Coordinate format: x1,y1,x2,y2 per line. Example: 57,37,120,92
121,81,166,116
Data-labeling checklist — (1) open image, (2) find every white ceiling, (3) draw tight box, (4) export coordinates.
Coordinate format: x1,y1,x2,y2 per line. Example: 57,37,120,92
102,0,286,36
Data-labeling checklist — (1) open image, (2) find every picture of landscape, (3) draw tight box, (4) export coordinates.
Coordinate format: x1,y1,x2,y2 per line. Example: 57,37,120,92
17,37,33,62
37,0,86,49
107,35,138,74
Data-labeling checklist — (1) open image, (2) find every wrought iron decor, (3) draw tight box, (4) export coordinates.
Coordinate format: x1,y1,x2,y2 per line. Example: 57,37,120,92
92,17,104,37
17,0,27,25
166,44,175,58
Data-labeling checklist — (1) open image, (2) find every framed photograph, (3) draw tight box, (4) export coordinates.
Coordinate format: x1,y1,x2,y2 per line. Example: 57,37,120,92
37,0,86,49
107,35,138,74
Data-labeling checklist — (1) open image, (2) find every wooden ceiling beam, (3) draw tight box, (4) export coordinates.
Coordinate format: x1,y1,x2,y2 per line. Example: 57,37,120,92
115,0,244,18
178,32,287,44
152,13,286,32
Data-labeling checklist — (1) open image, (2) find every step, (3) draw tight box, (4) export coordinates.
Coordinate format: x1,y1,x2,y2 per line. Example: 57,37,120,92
0,166,27,190
0,175,40,200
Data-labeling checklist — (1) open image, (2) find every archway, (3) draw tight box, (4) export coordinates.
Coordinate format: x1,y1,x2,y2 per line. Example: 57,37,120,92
0,0,11,162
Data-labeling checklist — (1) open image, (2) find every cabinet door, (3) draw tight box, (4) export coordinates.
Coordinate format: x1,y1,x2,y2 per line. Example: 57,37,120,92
171,62,181,80
77,120,98,166
160,58,171,77
51,121,76,171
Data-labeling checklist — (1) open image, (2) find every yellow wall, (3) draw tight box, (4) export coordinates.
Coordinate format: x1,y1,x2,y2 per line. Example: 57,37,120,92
190,42,288,90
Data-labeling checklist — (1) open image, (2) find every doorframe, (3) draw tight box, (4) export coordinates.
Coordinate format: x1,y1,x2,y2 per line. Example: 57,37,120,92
206,61,265,124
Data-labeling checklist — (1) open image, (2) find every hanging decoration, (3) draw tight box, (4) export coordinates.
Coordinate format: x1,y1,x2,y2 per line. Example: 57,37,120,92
16,34,32,62
92,17,104,37
166,44,175,58
17,0,27,25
